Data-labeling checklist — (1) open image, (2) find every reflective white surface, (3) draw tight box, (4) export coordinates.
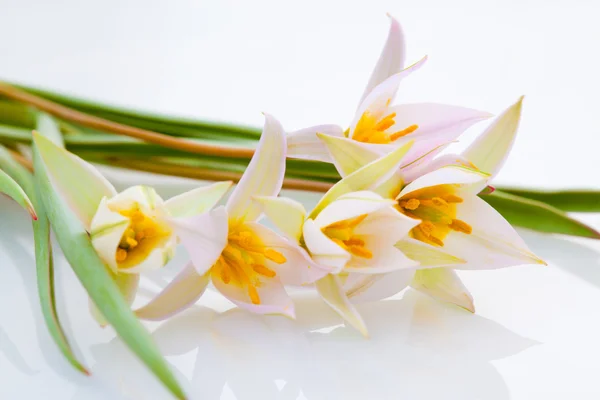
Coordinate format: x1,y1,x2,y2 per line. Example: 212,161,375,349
2,0,600,399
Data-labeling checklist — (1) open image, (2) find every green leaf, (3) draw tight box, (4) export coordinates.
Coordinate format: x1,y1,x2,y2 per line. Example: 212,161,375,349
480,190,600,239
0,145,89,375
493,187,600,213
0,168,36,219
32,118,187,399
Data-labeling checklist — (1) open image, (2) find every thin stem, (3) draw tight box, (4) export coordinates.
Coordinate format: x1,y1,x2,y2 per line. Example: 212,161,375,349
0,82,255,158
8,149,33,171
107,158,333,192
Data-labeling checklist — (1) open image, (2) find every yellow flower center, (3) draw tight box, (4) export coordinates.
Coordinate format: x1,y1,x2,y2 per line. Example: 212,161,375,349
352,111,418,144
396,185,472,247
115,208,171,268
321,214,373,259
212,221,286,305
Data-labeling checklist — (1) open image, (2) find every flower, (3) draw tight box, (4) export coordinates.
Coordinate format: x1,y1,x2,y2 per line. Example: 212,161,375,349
135,114,326,321
257,141,436,336
316,97,546,312
287,14,491,173
32,132,232,324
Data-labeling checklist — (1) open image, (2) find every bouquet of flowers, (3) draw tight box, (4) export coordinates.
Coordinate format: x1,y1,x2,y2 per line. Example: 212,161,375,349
0,15,597,399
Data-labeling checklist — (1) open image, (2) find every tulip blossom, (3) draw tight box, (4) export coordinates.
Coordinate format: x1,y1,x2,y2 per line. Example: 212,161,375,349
257,141,458,336
287,14,491,172
136,114,327,320
316,97,546,312
32,132,232,323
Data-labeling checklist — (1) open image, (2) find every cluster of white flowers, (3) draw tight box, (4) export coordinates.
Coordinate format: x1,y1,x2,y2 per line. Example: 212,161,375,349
34,15,544,336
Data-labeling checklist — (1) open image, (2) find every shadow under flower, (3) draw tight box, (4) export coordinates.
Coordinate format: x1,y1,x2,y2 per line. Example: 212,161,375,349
87,288,537,400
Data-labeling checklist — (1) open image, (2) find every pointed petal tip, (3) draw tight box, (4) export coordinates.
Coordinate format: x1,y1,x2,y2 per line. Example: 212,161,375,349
28,206,38,220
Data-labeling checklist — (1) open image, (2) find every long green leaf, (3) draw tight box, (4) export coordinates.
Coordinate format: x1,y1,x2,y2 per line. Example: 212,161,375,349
0,146,89,375
32,119,187,399
480,190,600,239
494,187,600,213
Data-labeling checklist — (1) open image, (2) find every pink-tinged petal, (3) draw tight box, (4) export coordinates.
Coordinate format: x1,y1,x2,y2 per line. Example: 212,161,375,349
32,131,117,230
303,218,351,273
316,274,369,337
411,268,474,312
213,275,295,318
135,263,210,321
168,206,228,276
90,272,140,327
445,196,546,269
462,96,524,190
395,237,466,267
358,14,406,107
398,165,489,200
226,113,286,222
164,181,232,218
287,125,344,162
309,140,414,219
313,191,394,228
253,196,306,242
245,222,329,285
350,56,428,136
401,153,473,183
385,102,492,162
344,207,419,274
344,270,414,303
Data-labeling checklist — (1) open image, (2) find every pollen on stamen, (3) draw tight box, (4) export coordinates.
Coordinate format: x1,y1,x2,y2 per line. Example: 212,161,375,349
400,198,420,210
252,264,276,278
264,249,286,264
248,285,261,305
449,219,473,234
432,197,448,207
443,194,464,203
349,246,373,259
345,237,365,246
375,113,397,131
428,235,445,247
116,249,128,262
126,237,138,248
389,124,419,141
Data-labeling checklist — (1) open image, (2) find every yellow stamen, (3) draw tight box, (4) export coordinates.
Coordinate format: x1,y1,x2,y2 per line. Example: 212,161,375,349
432,197,448,207
135,230,145,241
264,249,286,264
449,219,473,234
331,238,348,250
349,246,373,259
116,249,128,262
374,113,397,131
399,198,420,210
143,227,156,238
389,124,418,141
252,264,276,278
345,237,365,246
126,237,138,248
419,221,436,236
428,235,445,247
131,211,145,223
248,285,261,305
443,194,464,203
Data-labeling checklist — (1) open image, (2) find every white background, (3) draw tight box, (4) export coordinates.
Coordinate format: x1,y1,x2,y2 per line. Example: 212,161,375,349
1,0,600,399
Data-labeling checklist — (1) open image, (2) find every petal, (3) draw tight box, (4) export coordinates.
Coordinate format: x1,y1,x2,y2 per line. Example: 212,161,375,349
315,274,369,337
401,153,473,183
345,206,420,274
90,197,130,273
287,124,344,162
411,268,474,312
445,196,546,269
317,133,380,176
89,272,140,327
253,196,306,242
309,139,413,219
226,114,286,222
168,206,229,276
314,191,394,228
32,131,117,230
213,275,295,318
384,102,492,164
164,181,232,218
357,14,406,107
0,169,37,219
245,222,329,285
395,237,466,267
344,270,414,303
350,56,428,136
135,263,210,321
398,165,489,200
462,96,524,189
119,235,177,274
107,185,164,213
302,218,351,273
